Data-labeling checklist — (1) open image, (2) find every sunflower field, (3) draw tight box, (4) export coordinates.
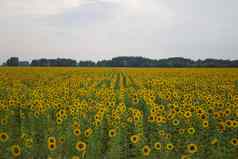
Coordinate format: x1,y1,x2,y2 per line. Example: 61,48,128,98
0,67,238,159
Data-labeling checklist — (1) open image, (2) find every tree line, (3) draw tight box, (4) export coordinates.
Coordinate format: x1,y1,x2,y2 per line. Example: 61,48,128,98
3,56,238,67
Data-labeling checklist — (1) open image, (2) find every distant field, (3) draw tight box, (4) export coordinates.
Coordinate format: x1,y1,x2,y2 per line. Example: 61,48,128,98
0,67,238,159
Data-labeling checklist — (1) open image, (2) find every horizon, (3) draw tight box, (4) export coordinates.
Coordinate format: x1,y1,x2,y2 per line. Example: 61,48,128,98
1,0,238,64
2,56,238,65
3,56,238,67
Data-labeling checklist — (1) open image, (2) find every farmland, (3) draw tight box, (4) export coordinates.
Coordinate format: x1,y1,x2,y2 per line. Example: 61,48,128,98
0,67,238,159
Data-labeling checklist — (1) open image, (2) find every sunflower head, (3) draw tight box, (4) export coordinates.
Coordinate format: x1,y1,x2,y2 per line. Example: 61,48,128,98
230,138,238,146
0,118,7,125
72,156,80,159
181,154,191,159
108,129,117,138
224,108,231,116
76,141,87,152
178,128,185,135
211,138,219,145
187,144,198,153
218,122,225,133
166,143,174,151
130,134,140,144
142,145,151,156
154,142,161,151
72,122,80,129
184,111,192,118
73,128,81,137
11,145,21,157
0,132,9,142
84,128,93,138
202,120,209,128
48,136,56,144
172,119,180,126
225,120,233,128
48,142,57,151
25,138,33,148
59,136,65,144
187,127,195,135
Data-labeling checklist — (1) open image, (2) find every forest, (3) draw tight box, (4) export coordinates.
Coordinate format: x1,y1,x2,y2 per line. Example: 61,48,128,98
3,56,238,67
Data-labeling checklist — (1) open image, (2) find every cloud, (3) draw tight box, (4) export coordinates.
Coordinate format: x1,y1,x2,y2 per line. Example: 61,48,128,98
0,0,95,16
0,0,174,17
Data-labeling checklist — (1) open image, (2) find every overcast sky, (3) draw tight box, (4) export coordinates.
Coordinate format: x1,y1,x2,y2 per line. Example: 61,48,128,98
0,0,238,63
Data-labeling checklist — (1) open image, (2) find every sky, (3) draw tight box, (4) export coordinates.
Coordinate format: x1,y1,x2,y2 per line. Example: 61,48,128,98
0,0,238,63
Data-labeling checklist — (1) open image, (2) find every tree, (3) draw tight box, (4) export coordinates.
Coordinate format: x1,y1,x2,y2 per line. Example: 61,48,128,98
6,57,19,66
78,61,95,67
31,58,77,66
3,56,238,67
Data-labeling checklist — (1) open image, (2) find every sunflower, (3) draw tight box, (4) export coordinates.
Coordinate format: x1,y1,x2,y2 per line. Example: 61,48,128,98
202,120,209,128
11,145,21,157
178,128,185,135
48,142,56,151
72,156,80,159
224,108,231,116
148,115,155,122
199,113,208,120
34,111,40,118
0,118,7,125
196,108,204,115
75,141,87,152
72,122,80,129
127,117,133,123
56,117,63,125
159,130,165,136
108,129,116,137
230,138,238,146
166,143,174,151
165,133,172,140
232,120,238,128
225,120,233,128
187,127,195,135
167,112,175,121
218,122,225,133
119,104,126,113
154,142,162,151
130,134,140,144
213,111,222,119
142,145,151,156
184,111,192,118
211,138,219,145
25,138,33,148
95,114,101,121
0,132,9,142
187,144,198,153
181,154,191,159
172,119,180,126
134,116,140,122
73,128,81,137
84,128,93,138
94,120,101,127
48,136,56,144
59,136,65,144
